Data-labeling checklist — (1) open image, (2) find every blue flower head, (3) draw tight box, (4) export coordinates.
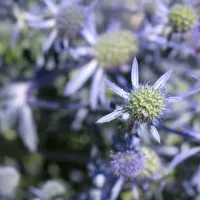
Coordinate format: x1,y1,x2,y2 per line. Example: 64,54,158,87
111,135,200,183
28,0,94,52
111,146,160,182
56,4,86,38
96,58,181,143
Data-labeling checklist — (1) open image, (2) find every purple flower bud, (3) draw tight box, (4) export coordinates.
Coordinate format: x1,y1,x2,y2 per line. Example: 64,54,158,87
111,147,160,182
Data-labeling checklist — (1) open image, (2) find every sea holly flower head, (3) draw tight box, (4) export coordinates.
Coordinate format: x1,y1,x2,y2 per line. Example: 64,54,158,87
111,135,200,185
111,146,160,182
27,0,95,52
111,149,145,181
96,58,177,143
125,85,168,124
168,4,198,33
93,30,138,69
56,5,86,38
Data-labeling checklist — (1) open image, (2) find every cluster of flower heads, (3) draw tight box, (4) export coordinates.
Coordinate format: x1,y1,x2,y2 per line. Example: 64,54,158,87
0,0,200,199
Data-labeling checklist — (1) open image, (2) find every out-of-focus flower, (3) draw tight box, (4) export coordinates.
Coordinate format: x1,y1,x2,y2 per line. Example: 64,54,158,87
0,165,20,197
31,179,67,199
109,135,200,199
96,58,180,143
40,180,67,199
93,31,138,68
28,0,96,52
65,30,138,110
0,82,38,152
110,135,161,183
10,3,41,48
111,146,160,182
168,4,198,33
56,4,86,39
139,1,200,61
144,1,199,32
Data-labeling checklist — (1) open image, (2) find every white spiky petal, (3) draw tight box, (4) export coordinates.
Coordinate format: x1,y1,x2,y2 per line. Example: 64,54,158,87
150,126,161,144
131,58,139,88
96,110,124,123
104,78,129,99
90,67,104,110
43,0,58,14
153,70,172,89
65,60,98,96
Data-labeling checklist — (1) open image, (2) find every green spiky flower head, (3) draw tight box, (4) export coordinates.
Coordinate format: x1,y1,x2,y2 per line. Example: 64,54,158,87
169,4,198,32
56,6,85,38
126,85,167,124
93,30,138,69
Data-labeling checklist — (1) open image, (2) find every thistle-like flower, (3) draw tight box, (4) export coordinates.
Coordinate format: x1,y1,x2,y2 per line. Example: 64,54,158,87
56,5,86,38
139,1,200,60
111,146,160,182
65,30,138,110
110,134,200,187
93,30,138,68
168,4,198,33
27,0,94,52
96,58,180,143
